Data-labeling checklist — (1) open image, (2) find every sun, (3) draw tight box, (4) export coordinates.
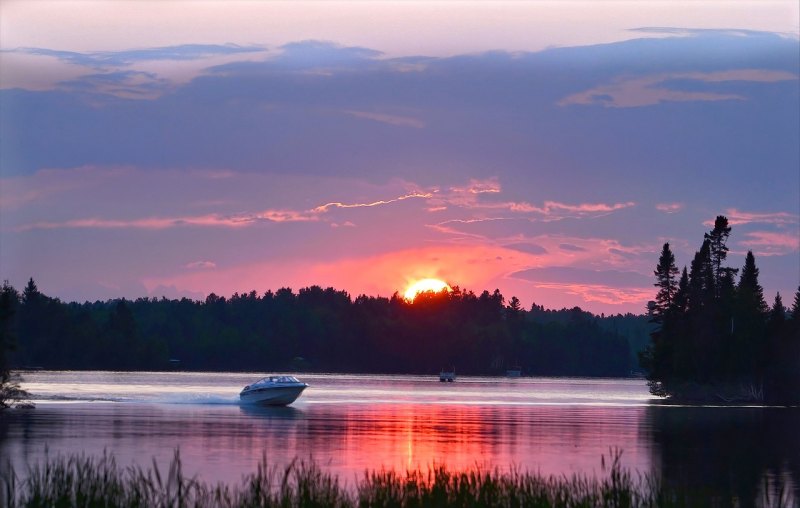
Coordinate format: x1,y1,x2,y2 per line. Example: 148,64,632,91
404,278,451,301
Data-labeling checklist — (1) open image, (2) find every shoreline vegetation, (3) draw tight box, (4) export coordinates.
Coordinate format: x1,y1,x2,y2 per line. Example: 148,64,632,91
2,450,794,508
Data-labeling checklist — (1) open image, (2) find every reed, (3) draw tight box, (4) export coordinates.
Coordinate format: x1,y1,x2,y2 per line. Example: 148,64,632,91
0,449,792,507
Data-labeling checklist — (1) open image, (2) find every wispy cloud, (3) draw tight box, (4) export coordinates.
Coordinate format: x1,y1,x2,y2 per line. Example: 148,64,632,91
312,191,432,213
656,202,684,213
342,110,425,129
5,44,266,70
185,260,217,270
15,190,431,231
427,178,635,221
559,243,587,252
510,266,652,288
559,69,797,108
740,231,800,256
704,208,799,226
449,179,502,195
527,282,654,306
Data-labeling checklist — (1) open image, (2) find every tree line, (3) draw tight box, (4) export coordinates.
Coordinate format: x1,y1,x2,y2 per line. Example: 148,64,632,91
641,215,800,404
0,280,648,378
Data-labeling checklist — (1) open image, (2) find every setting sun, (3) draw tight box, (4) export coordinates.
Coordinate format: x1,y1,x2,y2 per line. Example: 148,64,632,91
403,278,451,301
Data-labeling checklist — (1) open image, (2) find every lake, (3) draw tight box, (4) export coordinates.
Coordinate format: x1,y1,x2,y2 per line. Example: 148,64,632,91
1,371,798,502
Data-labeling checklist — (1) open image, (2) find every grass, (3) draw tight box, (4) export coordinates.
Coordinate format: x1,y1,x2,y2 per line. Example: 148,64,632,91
1,449,794,507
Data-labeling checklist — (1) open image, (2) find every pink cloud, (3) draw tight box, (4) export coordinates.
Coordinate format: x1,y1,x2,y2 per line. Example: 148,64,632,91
656,202,683,213
449,178,502,195
704,208,799,226
540,201,635,214
739,231,800,256
14,189,433,231
16,210,317,231
528,282,654,306
428,178,636,220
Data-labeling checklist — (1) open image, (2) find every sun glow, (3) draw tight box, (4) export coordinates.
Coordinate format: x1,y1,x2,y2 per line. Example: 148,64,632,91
404,278,451,301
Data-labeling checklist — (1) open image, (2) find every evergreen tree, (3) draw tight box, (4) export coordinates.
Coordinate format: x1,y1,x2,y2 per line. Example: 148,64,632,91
737,251,768,315
22,277,40,305
770,293,786,325
791,286,800,321
673,267,689,315
687,240,714,313
704,215,732,295
653,243,679,322
731,251,768,382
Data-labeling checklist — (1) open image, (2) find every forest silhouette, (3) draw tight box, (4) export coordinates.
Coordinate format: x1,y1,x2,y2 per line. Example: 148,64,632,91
0,280,645,377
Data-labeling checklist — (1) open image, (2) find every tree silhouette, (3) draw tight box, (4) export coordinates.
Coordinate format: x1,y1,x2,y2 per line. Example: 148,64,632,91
642,217,797,403
653,243,679,322
704,215,732,296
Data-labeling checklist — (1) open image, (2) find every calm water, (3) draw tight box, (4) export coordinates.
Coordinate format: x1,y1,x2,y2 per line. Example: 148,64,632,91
2,371,798,501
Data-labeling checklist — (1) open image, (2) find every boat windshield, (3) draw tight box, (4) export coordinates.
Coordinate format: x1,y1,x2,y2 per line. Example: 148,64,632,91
257,375,301,384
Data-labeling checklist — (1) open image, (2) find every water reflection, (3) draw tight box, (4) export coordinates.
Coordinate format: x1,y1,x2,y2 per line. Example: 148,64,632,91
646,405,800,504
1,402,650,484
4,371,798,504
239,405,304,420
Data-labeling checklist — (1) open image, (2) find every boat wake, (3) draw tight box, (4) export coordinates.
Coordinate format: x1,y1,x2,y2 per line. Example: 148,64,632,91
31,393,241,405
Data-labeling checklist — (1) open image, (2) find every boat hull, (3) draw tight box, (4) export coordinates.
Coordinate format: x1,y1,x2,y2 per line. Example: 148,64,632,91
240,385,307,406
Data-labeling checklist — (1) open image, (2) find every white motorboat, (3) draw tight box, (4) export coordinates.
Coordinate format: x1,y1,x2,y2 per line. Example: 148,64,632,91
240,375,308,406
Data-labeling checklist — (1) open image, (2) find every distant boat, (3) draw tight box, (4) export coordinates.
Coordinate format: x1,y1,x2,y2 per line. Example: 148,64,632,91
439,368,456,382
506,367,522,377
240,375,308,406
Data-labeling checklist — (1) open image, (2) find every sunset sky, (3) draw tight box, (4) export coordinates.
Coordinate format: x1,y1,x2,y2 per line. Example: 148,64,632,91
1,1,798,314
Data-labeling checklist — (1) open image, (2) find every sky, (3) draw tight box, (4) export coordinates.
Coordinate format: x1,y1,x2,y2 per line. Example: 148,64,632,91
1,1,798,314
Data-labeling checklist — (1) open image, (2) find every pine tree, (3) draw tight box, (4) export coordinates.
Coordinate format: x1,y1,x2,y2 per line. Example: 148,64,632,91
791,286,800,321
673,267,689,314
737,251,768,315
704,216,732,296
22,278,40,305
687,240,713,313
653,243,679,322
731,251,769,382
770,293,786,325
